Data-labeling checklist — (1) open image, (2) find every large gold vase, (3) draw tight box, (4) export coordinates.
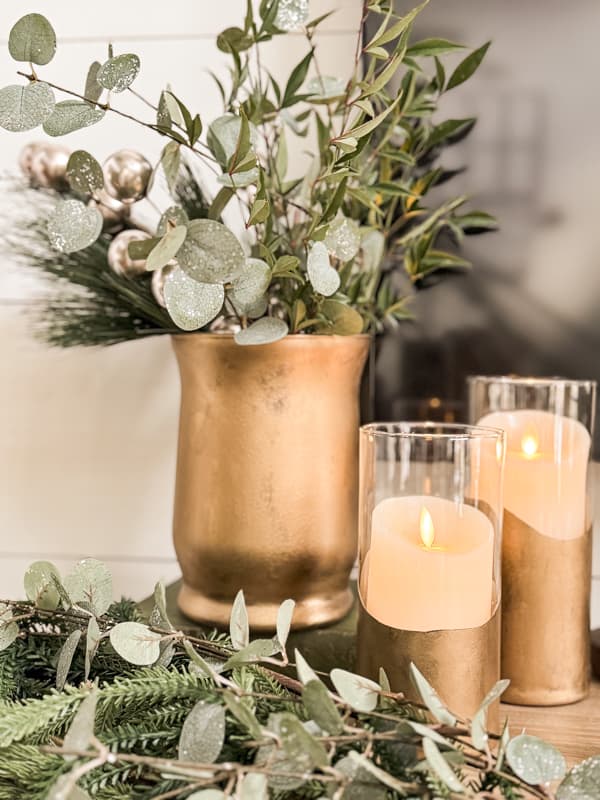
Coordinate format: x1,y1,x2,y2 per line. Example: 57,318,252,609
171,333,370,631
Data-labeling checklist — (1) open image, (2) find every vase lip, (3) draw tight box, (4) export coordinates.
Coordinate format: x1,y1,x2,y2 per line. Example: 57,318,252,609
468,374,597,390
171,332,372,342
361,421,506,441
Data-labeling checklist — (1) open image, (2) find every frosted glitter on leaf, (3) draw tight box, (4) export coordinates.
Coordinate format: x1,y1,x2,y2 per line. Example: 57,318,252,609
235,317,289,346
157,205,189,236
43,100,104,137
306,76,345,100
324,216,361,261
47,199,103,254
275,0,309,31
97,53,140,93
231,258,271,313
164,267,225,331
207,113,259,187
307,241,340,296
177,219,245,284
8,13,56,66
0,82,55,132
66,150,104,194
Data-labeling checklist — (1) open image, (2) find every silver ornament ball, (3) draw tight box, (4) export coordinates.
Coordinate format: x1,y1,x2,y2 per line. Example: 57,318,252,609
20,142,70,190
103,149,152,204
89,188,131,233
108,229,151,278
151,264,175,308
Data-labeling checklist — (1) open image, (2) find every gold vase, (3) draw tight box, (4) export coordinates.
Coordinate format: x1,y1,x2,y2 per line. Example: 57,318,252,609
171,333,370,631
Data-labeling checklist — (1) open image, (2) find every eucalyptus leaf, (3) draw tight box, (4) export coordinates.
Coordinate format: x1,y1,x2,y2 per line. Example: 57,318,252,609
335,754,387,800
84,617,101,681
177,219,245,284
506,734,566,785
276,598,295,651
303,679,343,735
277,712,328,768
360,229,385,272
294,649,320,685
0,604,18,652
152,580,174,631
224,638,280,669
347,751,412,795
63,559,112,617
97,53,140,92
320,300,364,335
66,150,104,195
47,199,103,254
230,589,249,650
231,258,271,314
275,0,309,32
43,100,104,136
109,622,161,666
161,141,181,192
84,61,103,104
557,755,600,800
307,241,340,296
164,268,225,331
409,662,456,726
157,205,189,236
470,679,510,751
146,225,187,271
234,318,289,346
423,738,464,793
0,82,55,132
324,216,361,261
306,75,345,101
178,701,225,764
222,691,262,739
183,639,217,680
56,630,82,691
255,713,318,790
330,668,380,712
238,773,268,800
408,720,456,749
62,689,98,761
208,113,258,186
24,560,61,610
9,13,56,65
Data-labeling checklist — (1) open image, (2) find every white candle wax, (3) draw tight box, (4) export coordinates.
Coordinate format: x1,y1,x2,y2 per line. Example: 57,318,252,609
479,410,590,540
363,495,495,632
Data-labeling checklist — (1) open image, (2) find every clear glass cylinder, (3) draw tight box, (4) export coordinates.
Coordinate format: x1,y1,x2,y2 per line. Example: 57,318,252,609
468,375,596,705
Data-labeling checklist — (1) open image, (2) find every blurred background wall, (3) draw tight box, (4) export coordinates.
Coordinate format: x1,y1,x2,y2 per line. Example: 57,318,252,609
0,1,598,624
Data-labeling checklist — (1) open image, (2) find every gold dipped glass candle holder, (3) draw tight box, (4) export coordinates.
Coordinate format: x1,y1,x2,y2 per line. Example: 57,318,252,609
469,376,597,706
357,422,505,722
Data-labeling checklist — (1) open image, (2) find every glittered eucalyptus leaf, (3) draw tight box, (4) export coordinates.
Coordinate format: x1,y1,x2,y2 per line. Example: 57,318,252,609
63,558,112,617
470,679,510,751
222,691,262,739
0,604,18,652
146,225,187,271
235,318,289,346
161,141,181,192
177,219,245,284
320,300,364,335
303,680,343,735
23,560,61,610
255,713,318,791
306,75,346,101
9,13,56,65
208,113,258,187
224,638,280,669
294,648,320,685
407,720,455,749
0,82,54,132
97,53,140,92
56,629,82,690
238,773,268,800
230,589,249,650
178,701,225,764
330,668,381,712
109,622,161,666
231,258,271,314
307,241,340,296
62,689,98,761
496,720,510,771
324,216,361,261
506,734,566,785
157,205,189,236
278,712,329,768
83,61,103,104
84,617,101,681
152,580,174,631
347,751,412,795
410,663,456,726
275,0,310,31
557,755,600,800
47,199,103,254
164,267,224,331
422,738,464,793
276,598,295,652
335,754,387,800
156,91,171,128
43,100,105,137
360,229,385,272
66,150,104,195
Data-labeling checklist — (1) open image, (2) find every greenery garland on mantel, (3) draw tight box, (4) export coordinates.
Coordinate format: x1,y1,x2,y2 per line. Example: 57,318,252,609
0,559,597,800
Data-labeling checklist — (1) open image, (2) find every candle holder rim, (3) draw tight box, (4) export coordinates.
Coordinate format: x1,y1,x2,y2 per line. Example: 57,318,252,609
360,421,505,440
467,374,597,390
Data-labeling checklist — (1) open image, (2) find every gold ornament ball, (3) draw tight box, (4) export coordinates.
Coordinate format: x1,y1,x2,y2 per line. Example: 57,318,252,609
20,142,70,190
89,188,131,233
103,149,152,204
151,264,175,308
108,229,151,278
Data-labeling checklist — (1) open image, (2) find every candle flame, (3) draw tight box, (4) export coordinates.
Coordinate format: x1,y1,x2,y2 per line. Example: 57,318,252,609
420,507,435,549
521,432,539,459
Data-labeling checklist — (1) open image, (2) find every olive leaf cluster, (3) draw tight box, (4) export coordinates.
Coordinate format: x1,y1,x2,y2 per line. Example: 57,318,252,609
0,559,595,800
1,1,497,346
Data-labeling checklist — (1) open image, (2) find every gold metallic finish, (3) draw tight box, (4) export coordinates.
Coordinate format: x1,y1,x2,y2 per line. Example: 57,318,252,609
357,594,501,728
502,511,592,706
171,333,370,631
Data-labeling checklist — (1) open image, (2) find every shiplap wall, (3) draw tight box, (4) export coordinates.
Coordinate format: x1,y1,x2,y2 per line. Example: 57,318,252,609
0,0,361,600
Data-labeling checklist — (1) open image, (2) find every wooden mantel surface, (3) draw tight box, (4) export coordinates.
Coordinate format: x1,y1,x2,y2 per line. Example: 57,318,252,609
142,581,600,765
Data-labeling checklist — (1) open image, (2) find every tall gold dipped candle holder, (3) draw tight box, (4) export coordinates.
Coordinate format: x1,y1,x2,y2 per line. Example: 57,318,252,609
469,375,596,705
356,422,505,724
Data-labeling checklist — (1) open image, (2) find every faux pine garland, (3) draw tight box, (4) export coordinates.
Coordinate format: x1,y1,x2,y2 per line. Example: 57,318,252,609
0,559,597,800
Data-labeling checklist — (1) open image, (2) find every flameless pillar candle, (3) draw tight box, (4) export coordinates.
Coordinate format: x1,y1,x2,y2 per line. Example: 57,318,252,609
364,495,495,632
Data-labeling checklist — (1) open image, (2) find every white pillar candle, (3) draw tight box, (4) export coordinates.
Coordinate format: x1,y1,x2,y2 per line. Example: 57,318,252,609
363,495,495,632
479,410,590,540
